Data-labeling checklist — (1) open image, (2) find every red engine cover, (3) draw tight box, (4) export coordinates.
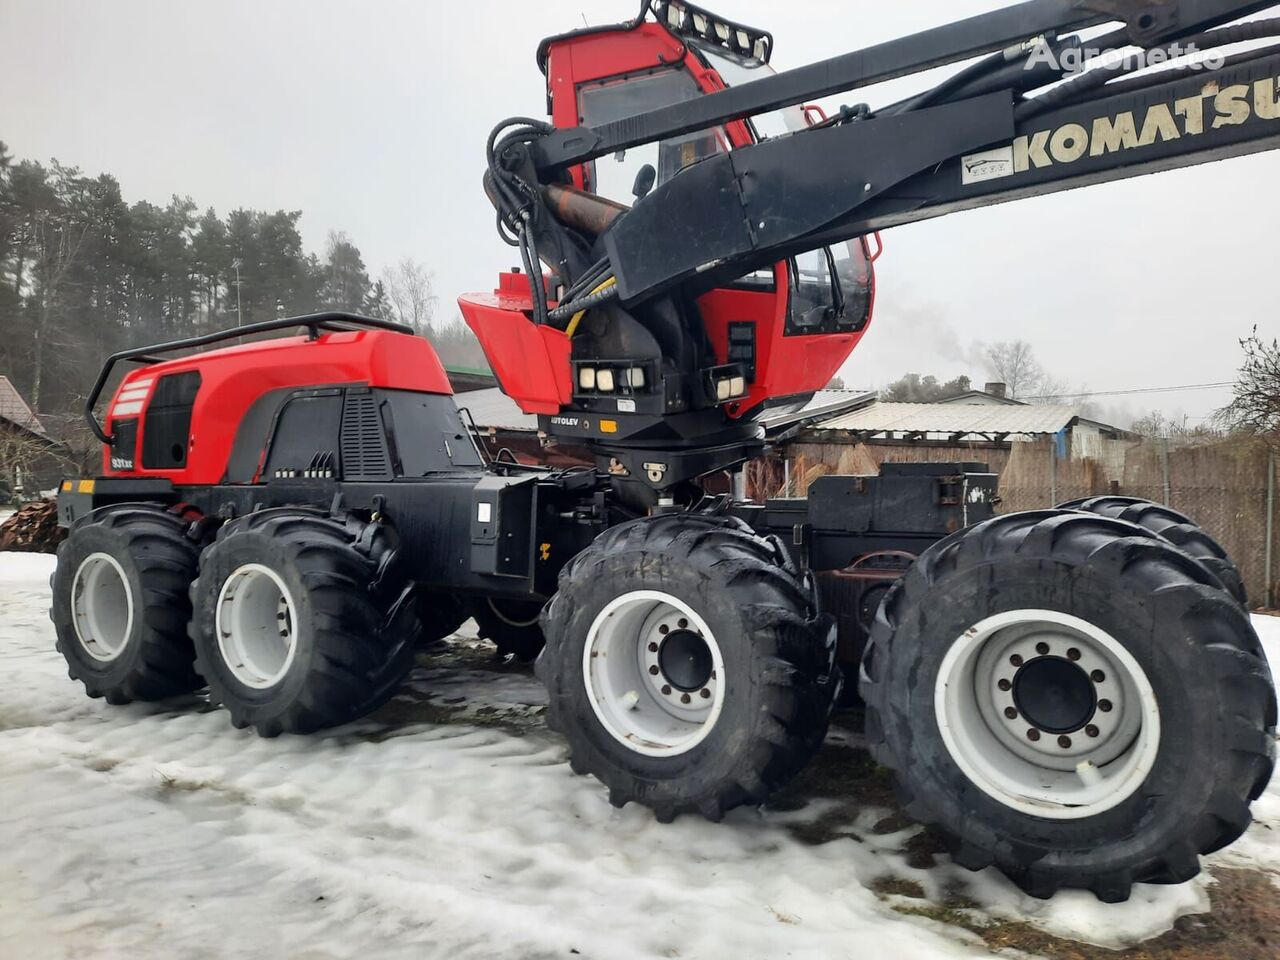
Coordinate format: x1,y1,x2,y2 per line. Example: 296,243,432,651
103,329,450,485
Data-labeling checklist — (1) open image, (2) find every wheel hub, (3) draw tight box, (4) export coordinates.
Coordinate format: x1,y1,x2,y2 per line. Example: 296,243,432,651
658,629,714,692
70,552,135,662
583,591,725,757
935,609,1160,820
216,563,299,689
1012,656,1096,734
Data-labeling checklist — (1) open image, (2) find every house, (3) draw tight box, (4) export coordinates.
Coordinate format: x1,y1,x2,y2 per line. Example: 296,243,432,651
0,375,67,500
938,381,1021,406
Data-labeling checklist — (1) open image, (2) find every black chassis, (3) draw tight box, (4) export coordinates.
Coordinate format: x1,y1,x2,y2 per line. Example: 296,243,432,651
57,460,997,607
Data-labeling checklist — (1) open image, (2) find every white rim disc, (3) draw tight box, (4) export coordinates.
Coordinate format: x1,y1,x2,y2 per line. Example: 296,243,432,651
71,552,135,662
583,590,726,757
935,609,1161,820
216,563,300,689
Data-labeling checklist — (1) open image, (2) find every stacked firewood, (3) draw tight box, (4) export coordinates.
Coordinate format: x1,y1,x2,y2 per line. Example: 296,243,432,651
0,499,66,553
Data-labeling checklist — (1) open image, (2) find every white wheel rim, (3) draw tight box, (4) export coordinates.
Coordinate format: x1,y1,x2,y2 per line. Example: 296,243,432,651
583,590,726,757
216,563,299,689
71,552,134,662
935,609,1160,820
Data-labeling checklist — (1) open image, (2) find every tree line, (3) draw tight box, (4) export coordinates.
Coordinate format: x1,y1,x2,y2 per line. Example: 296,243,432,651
0,140,488,440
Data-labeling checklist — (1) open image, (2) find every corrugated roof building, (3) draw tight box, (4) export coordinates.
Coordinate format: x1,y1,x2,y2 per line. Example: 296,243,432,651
810,402,1085,441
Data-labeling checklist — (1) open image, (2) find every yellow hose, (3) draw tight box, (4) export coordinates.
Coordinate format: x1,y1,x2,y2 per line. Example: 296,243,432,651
564,277,617,338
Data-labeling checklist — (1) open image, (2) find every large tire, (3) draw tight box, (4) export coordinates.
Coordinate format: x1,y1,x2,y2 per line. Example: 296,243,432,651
538,514,839,822
471,596,546,661
860,510,1276,902
50,503,203,703
189,509,420,736
1059,496,1247,606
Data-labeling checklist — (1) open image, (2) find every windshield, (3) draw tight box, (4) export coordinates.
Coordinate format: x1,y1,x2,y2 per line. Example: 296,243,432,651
691,41,808,141
578,69,728,205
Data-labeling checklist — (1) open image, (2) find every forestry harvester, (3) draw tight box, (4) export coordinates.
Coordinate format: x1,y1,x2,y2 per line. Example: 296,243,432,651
52,0,1279,901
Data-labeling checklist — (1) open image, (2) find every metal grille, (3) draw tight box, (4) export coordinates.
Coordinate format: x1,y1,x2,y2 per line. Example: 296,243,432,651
340,391,392,481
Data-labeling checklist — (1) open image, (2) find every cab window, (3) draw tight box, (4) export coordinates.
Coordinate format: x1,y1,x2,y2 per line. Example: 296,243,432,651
786,240,873,336
578,69,727,206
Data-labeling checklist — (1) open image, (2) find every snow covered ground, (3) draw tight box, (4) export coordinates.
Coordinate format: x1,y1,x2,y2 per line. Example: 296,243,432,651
1,551,1277,960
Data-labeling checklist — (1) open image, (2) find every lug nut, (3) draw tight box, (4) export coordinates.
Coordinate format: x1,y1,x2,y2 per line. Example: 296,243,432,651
1026,729,1041,742
1067,647,1081,661
661,684,672,695
1098,699,1113,712
1010,654,1024,667
1090,669,1106,683
677,618,689,629
649,665,660,675
659,624,669,635
681,693,691,704
1085,724,1100,738
1036,642,1050,655
997,678,1012,692
699,688,711,699
648,642,658,653
1058,735,1072,749
1004,707,1018,719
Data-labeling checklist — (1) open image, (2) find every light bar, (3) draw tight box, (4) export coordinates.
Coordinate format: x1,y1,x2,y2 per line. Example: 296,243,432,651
651,0,773,63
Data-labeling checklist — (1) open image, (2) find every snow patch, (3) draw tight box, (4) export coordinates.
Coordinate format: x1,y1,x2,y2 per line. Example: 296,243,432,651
1,551,1277,958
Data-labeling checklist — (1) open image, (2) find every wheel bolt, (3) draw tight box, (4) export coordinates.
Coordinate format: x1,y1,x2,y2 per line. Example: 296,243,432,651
997,679,1012,692
677,618,689,629
699,688,711,699
659,625,669,635
1090,669,1106,683
1067,647,1081,661
1010,654,1024,667
1086,724,1100,738
1058,735,1072,749
661,684,672,695
1026,729,1041,742
680,693,691,704
1004,707,1018,719
648,642,658,653
649,665,660,676
1098,699,1113,712
277,612,286,621
1036,642,1050,655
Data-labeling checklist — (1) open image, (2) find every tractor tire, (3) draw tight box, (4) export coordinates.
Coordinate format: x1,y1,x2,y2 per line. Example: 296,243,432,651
471,596,546,661
50,503,203,704
189,509,420,736
1058,495,1247,606
538,513,839,823
860,510,1276,902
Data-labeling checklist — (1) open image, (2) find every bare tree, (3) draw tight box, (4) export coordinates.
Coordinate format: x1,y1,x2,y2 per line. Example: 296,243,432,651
0,427,68,500
1218,327,1280,440
985,340,1043,400
382,257,436,334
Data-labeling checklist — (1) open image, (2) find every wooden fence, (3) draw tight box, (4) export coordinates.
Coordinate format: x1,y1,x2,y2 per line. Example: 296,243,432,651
760,435,1278,607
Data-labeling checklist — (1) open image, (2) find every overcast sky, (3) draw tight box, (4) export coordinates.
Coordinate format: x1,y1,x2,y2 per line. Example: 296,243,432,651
2,0,1274,424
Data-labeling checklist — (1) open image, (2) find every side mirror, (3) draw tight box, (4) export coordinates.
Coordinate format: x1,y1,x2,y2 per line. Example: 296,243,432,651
632,164,656,201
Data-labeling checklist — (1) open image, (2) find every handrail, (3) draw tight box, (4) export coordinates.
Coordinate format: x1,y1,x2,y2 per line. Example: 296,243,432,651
85,312,415,446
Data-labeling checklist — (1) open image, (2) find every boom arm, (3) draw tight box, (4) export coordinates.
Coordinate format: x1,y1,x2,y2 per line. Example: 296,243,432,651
499,0,1280,307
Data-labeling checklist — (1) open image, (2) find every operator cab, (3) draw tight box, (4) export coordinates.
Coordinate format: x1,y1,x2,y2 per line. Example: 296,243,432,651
552,7,876,354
